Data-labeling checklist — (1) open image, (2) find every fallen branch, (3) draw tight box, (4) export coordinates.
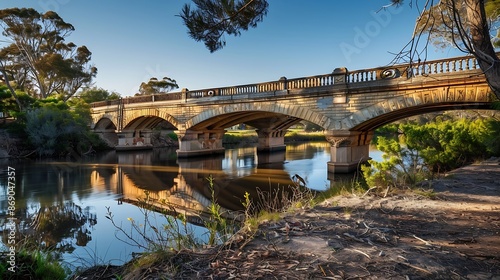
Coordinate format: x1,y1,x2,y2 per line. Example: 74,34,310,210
343,232,364,243
412,235,431,246
346,248,371,259
398,261,432,275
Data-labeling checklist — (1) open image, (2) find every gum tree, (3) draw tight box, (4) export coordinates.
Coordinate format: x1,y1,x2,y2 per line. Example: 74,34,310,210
137,76,179,95
389,0,500,99
0,8,97,107
78,87,120,103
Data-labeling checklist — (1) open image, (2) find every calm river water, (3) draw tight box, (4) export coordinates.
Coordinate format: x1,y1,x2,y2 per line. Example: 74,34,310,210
0,142,382,269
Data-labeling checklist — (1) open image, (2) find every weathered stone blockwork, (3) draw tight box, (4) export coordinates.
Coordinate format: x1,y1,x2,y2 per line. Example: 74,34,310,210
91,55,494,173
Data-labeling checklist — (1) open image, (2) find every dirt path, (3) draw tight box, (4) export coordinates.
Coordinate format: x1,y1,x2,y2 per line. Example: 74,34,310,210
193,158,500,279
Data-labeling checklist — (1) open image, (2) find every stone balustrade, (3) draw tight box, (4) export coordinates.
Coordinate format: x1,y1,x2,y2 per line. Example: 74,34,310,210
91,53,488,108
90,52,495,173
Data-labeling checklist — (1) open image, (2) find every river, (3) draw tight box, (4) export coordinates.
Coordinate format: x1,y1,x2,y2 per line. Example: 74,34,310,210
0,142,382,269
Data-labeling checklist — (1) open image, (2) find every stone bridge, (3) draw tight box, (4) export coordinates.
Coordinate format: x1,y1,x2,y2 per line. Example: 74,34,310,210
90,54,495,173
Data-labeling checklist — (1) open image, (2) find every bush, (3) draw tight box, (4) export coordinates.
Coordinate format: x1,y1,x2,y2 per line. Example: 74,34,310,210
401,118,499,172
363,116,500,193
25,102,106,157
361,137,430,195
0,250,67,280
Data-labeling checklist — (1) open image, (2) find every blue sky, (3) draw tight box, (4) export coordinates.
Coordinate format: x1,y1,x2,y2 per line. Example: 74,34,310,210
0,1,464,96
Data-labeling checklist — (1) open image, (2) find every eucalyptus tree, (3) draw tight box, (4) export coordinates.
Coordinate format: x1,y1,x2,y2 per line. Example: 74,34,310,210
137,76,179,95
389,0,500,99
0,8,97,108
78,87,120,103
180,0,500,98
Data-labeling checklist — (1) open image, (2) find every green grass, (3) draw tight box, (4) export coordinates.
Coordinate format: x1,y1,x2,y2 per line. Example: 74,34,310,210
285,130,325,142
223,130,258,144
0,249,67,280
223,129,327,144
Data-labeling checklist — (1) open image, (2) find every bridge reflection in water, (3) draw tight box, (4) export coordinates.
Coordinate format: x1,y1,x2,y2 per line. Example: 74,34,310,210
89,144,329,226
0,143,353,265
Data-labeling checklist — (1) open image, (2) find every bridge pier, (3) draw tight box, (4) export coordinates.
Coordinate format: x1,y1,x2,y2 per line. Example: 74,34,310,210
257,150,286,166
256,128,286,152
117,130,152,146
176,129,226,157
117,131,133,146
94,129,118,147
325,131,373,173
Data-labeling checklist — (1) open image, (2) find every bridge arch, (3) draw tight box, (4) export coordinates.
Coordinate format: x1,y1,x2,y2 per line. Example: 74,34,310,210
323,86,494,173
93,117,119,147
123,108,181,129
186,103,330,130
94,117,117,131
124,115,177,131
92,113,117,130
341,86,493,132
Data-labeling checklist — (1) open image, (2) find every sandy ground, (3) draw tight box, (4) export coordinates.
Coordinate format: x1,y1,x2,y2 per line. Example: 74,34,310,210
194,158,500,280
74,158,500,280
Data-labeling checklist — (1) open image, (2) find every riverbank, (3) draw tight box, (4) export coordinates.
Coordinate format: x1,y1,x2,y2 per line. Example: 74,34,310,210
73,158,500,279
0,128,325,158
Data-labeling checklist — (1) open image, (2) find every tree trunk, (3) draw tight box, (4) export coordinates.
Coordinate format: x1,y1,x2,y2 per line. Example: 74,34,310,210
0,62,23,111
466,0,500,100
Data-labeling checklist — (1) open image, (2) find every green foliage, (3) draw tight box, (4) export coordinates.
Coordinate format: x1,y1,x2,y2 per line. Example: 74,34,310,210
78,87,120,103
361,135,430,195
204,176,232,245
372,123,399,145
167,132,178,141
401,118,499,172
284,130,324,142
223,130,257,144
138,77,179,95
361,137,423,192
0,250,67,280
24,99,105,157
180,0,269,52
0,7,96,100
0,86,36,119
363,116,500,192
0,85,15,115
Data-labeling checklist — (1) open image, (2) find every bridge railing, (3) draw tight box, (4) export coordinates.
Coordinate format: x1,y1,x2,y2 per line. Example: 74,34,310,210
91,54,486,108
408,56,478,76
287,74,335,89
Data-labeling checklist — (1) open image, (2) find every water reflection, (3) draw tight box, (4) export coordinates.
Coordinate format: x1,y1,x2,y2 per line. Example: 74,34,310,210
30,202,96,248
94,147,301,216
0,143,351,265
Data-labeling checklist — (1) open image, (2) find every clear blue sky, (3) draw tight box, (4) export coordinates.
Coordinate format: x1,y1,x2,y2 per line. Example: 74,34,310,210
0,1,463,96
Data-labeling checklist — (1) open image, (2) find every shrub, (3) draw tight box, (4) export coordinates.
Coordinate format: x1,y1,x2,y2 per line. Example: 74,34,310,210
0,250,67,280
25,103,106,157
363,116,500,194
401,118,499,172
